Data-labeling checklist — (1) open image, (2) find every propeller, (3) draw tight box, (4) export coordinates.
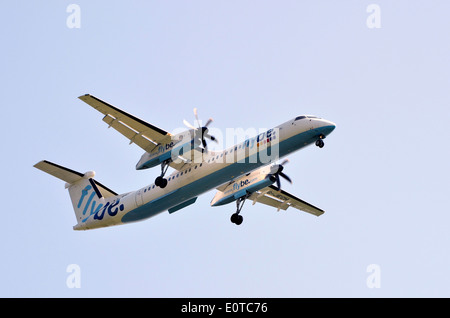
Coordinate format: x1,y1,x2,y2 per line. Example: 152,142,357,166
270,159,292,191
183,108,217,152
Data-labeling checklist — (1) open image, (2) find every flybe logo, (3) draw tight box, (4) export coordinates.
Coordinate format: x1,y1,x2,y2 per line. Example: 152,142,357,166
157,142,176,154
232,179,251,191
77,184,124,223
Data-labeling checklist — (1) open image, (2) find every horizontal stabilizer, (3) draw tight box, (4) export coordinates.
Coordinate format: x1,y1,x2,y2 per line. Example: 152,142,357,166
34,160,83,184
33,160,117,198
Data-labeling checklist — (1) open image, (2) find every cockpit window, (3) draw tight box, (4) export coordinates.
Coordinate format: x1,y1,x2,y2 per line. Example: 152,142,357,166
295,115,320,121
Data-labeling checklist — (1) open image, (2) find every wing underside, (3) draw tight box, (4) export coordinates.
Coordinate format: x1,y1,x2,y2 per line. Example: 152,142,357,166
248,185,324,216
78,94,203,172
78,94,171,152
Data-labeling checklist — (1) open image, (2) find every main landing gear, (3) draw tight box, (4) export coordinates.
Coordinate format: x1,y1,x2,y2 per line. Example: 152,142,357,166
315,134,325,148
230,194,250,225
155,159,170,188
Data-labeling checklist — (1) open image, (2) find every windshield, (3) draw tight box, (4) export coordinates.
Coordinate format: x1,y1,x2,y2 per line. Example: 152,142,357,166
295,115,320,121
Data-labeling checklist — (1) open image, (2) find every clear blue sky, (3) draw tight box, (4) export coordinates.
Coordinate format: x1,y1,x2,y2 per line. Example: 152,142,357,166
1,1,449,297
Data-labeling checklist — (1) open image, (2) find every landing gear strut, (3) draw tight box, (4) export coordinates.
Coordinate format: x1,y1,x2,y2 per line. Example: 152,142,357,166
315,134,325,148
155,159,170,188
230,194,250,225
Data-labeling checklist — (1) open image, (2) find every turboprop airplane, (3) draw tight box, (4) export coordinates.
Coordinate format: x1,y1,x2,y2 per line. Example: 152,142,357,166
34,94,336,230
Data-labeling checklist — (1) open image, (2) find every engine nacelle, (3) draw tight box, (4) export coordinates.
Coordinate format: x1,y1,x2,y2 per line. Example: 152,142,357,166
135,130,200,170
210,166,275,207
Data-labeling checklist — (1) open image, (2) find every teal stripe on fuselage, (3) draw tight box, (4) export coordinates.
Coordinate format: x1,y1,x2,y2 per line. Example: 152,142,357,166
121,125,334,223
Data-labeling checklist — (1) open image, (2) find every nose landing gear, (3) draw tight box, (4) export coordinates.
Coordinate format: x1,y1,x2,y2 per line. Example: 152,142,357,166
315,134,325,148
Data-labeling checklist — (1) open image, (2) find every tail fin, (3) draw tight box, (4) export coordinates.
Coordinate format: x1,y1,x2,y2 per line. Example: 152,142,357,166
33,160,118,225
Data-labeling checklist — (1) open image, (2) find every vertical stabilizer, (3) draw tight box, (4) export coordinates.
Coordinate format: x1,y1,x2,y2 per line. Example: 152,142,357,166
34,160,118,225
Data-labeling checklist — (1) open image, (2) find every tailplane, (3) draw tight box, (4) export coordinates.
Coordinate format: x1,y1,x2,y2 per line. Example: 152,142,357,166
33,160,118,225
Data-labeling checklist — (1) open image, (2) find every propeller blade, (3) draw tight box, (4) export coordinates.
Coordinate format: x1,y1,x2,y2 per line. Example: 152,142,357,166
279,172,292,184
202,140,208,153
193,108,200,127
276,174,281,191
280,159,289,166
183,119,197,130
205,118,213,127
277,165,284,174
205,134,218,142
186,108,216,150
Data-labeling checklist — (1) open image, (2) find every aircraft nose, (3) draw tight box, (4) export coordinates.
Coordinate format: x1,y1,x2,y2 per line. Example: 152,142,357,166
326,120,336,131
316,118,336,129
313,118,336,135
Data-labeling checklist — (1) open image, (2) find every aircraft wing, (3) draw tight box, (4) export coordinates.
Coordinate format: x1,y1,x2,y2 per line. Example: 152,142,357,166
248,185,325,216
78,94,172,152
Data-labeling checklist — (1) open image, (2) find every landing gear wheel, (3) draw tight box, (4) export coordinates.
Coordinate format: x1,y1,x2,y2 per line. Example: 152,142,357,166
155,176,168,188
155,159,171,189
315,139,324,148
155,159,171,188
230,194,249,225
230,213,243,225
